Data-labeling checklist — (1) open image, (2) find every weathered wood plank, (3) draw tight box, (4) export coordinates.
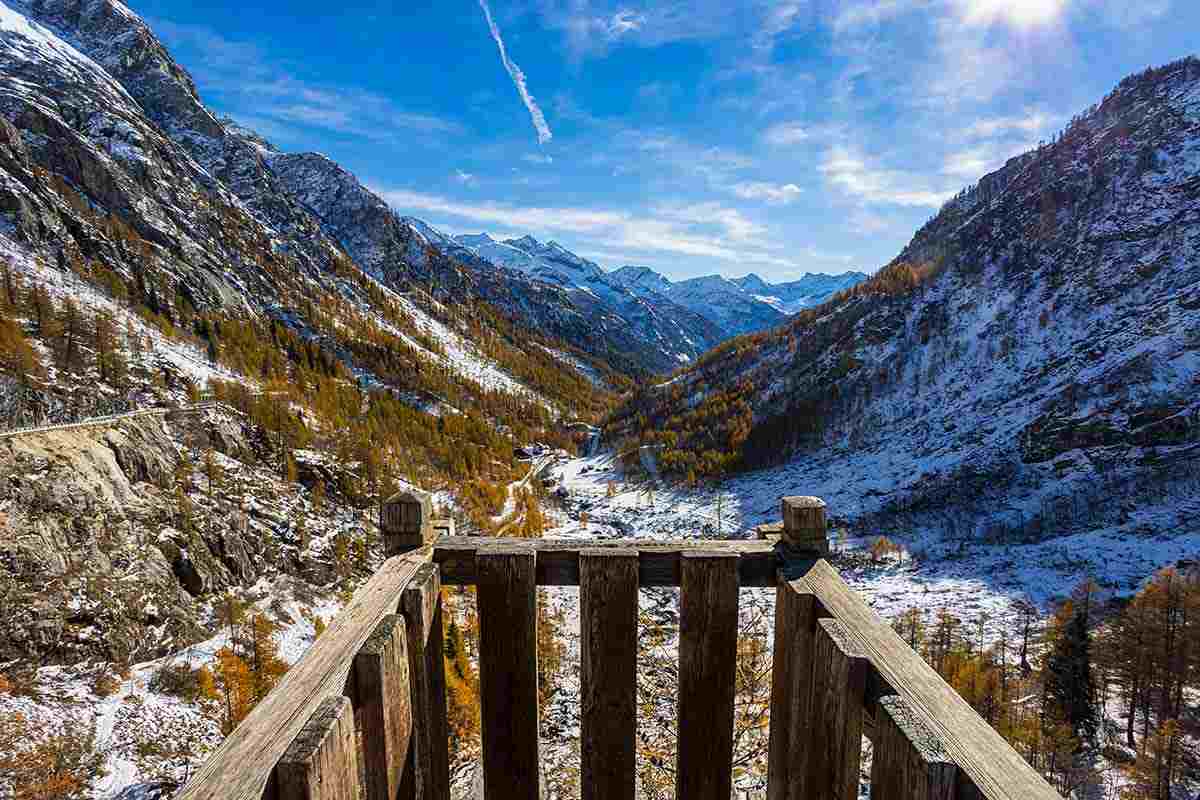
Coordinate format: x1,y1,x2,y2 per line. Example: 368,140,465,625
806,619,868,800
177,550,432,800
477,548,541,800
676,552,740,800
579,549,639,800
767,574,824,800
797,560,1062,800
354,615,414,800
276,695,360,800
434,537,783,586
871,695,957,800
402,563,452,800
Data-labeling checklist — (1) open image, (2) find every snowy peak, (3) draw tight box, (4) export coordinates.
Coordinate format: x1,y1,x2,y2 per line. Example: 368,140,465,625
452,231,608,290
610,265,674,294
611,264,867,336
732,273,773,295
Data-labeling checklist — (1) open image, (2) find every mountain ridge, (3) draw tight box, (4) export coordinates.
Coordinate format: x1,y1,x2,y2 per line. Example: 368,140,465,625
611,56,1200,542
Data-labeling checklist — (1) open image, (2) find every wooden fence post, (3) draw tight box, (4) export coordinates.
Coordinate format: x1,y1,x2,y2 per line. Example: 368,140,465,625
806,619,868,800
871,695,957,800
354,615,414,800
276,695,360,800
403,563,451,799
676,552,740,800
768,577,821,800
477,548,541,800
580,548,639,800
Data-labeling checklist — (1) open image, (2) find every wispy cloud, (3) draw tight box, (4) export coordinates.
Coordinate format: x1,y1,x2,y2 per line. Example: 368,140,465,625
150,19,463,142
954,0,1070,29
477,0,553,145
762,122,810,146
521,152,555,164
820,145,955,208
454,169,480,187
380,189,799,269
730,181,803,205
962,110,1058,139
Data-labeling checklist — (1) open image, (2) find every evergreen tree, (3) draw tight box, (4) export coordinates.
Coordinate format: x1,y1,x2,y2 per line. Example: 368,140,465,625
1042,599,1097,747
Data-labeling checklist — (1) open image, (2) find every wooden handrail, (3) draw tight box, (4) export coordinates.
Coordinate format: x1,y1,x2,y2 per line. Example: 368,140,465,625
790,560,1062,800
433,536,788,587
175,548,433,800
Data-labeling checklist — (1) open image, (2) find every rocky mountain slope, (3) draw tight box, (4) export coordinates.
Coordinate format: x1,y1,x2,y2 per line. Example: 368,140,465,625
613,57,1200,544
0,0,718,375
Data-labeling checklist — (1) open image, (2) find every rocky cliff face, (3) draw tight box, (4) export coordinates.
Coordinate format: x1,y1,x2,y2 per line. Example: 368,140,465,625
0,402,368,667
1,412,225,664
615,58,1200,541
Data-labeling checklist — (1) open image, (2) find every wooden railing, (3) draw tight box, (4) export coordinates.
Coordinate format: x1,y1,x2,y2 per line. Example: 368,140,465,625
177,507,1065,800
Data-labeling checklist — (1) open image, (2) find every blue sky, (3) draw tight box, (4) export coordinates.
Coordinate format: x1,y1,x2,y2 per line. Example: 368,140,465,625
138,0,1198,281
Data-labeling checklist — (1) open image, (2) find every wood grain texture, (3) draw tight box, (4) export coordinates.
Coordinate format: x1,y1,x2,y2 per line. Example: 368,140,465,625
796,559,1063,800
354,615,414,800
402,563,452,800
276,695,360,800
476,548,541,800
807,619,868,800
676,552,740,800
579,549,639,800
434,537,784,586
178,549,432,800
767,574,823,800
871,695,957,800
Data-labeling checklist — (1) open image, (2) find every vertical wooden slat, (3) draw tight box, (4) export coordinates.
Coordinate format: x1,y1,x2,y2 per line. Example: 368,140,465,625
403,563,452,800
477,547,541,800
768,574,821,800
580,548,639,800
676,551,740,800
354,615,414,800
277,695,360,800
872,695,958,800
806,619,868,800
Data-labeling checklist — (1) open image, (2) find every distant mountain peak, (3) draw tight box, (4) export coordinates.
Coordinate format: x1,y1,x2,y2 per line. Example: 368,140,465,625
507,234,541,250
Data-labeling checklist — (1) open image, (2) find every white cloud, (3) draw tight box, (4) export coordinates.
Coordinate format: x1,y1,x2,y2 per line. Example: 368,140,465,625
608,10,646,35
755,2,805,51
763,122,810,146
833,0,1069,31
730,181,803,205
962,110,1056,139
477,0,554,145
820,146,955,207
454,169,479,186
381,190,796,267
521,153,555,164
833,0,928,31
955,0,1070,29
657,202,768,241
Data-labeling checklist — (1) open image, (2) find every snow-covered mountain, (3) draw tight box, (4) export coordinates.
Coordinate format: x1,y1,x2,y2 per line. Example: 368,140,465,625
0,0,728,374
614,57,1200,545
732,271,869,314
456,232,609,289
609,264,868,337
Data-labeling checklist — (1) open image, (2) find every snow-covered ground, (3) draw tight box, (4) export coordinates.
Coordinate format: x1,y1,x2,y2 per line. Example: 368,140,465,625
526,443,1200,797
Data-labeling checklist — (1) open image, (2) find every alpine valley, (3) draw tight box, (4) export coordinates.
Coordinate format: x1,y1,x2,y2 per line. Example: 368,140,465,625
0,0,1198,798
